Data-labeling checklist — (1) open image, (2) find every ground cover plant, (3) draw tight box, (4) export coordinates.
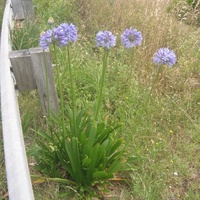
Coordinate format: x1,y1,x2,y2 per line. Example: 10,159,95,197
0,0,200,199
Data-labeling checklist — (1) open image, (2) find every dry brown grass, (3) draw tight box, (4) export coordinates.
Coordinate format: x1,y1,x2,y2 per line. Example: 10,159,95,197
77,0,199,94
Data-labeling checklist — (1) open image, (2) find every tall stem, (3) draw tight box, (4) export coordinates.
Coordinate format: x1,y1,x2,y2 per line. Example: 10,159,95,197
53,44,65,135
67,46,76,132
130,48,135,80
144,65,162,108
94,49,109,120
43,51,50,116
129,48,135,92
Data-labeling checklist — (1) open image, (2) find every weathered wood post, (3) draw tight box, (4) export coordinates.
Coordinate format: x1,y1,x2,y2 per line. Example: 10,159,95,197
9,49,36,91
9,48,59,114
11,0,34,20
29,47,59,114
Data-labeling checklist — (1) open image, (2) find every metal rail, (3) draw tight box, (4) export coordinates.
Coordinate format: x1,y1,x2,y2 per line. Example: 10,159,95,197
0,0,34,199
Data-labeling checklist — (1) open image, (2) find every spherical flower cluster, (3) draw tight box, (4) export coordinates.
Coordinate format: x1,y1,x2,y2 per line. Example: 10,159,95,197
153,48,177,67
121,28,143,48
40,29,53,50
40,23,78,50
54,23,78,47
60,23,78,43
40,24,178,66
96,31,116,49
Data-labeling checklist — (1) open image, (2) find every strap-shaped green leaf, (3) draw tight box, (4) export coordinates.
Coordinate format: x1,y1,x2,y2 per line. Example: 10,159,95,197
108,138,123,156
93,171,113,179
86,126,97,154
76,110,85,131
71,137,83,183
35,130,56,144
86,144,100,182
82,156,91,168
65,140,78,181
107,158,123,174
56,150,73,176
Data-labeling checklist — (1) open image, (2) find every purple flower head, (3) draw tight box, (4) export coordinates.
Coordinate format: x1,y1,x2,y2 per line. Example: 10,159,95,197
40,23,78,49
54,26,68,46
54,23,78,47
40,29,53,50
60,23,78,43
153,48,177,67
96,31,116,49
121,28,143,48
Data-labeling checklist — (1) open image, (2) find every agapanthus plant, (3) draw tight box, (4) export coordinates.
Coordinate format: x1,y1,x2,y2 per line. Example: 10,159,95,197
54,23,78,47
153,48,176,67
32,25,125,199
121,28,142,48
39,22,78,50
94,30,116,119
96,31,116,49
145,47,177,107
39,29,53,50
40,22,78,136
121,28,143,88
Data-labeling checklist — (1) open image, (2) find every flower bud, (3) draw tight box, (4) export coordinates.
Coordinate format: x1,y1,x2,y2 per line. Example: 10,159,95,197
48,17,54,25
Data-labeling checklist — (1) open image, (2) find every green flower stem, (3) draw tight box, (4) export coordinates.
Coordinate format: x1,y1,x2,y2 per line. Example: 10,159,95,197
67,46,76,132
53,44,65,135
94,49,109,120
129,48,135,80
43,51,50,116
145,65,162,108
129,48,135,92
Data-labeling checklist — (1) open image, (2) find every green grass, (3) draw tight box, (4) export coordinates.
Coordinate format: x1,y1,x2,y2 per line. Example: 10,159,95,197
1,0,200,199
0,0,5,30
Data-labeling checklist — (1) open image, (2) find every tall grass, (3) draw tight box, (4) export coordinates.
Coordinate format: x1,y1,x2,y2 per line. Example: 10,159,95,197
1,0,199,199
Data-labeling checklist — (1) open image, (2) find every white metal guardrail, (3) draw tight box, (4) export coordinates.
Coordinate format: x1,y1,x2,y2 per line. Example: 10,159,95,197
0,0,34,199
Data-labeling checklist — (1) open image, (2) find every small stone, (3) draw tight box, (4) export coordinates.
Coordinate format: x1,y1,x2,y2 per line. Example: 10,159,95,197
174,171,178,176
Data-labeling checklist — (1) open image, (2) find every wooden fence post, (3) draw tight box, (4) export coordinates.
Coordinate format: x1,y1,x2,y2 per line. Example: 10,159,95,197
11,0,34,20
9,49,37,91
29,47,59,115
9,48,59,115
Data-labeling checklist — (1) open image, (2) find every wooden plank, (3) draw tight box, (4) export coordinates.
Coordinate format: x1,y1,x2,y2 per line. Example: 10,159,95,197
11,0,34,20
29,47,59,114
9,49,37,91
0,0,35,199
11,0,25,20
21,0,34,19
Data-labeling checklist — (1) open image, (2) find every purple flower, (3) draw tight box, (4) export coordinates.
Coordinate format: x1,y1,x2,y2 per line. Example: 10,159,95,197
40,29,53,50
54,23,78,47
60,23,78,43
96,31,116,49
153,48,177,66
54,26,68,46
39,23,78,49
121,28,142,48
